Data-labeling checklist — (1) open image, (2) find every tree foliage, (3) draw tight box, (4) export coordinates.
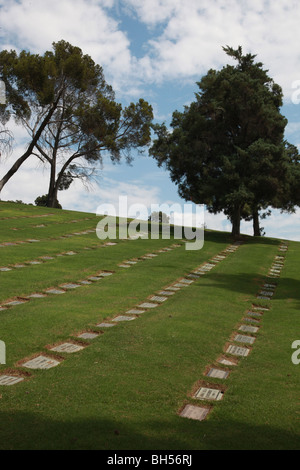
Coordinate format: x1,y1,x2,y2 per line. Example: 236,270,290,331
150,46,298,236
0,41,153,205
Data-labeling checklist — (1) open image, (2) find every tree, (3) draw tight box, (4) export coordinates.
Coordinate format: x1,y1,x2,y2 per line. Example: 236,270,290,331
0,47,66,192
148,211,170,224
150,46,292,237
0,41,153,204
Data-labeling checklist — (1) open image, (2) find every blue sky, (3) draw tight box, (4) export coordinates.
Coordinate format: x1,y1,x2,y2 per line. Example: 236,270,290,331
0,0,300,241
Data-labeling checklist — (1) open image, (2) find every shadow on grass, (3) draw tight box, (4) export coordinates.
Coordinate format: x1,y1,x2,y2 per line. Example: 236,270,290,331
0,411,298,450
193,272,300,308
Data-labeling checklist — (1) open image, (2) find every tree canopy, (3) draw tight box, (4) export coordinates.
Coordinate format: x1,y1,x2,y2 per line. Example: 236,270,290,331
150,46,299,236
0,40,153,205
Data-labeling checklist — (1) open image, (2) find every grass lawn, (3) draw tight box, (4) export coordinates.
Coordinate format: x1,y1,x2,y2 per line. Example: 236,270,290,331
0,201,299,450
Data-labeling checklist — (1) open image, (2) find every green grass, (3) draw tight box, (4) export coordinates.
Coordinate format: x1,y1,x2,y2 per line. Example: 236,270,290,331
0,201,299,450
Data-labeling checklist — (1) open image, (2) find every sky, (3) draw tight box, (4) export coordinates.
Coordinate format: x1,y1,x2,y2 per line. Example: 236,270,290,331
0,0,300,241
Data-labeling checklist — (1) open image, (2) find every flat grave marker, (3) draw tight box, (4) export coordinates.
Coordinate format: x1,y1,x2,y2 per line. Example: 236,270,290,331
194,387,223,401
234,334,256,345
96,322,116,328
157,291,175,296
226,344,250,357
180,405,210,421
50,343,85,353
5,300,28,307
239,325,259,333
126,309,146,315
0,375,25,386
22,355,61,370
138,302,159,309
206,368,229,379
46,289,66,295
29,293,47,299
78,332,99,340
217,357,237,366
60,283,81,289
149,296,168,303
112,315,136,322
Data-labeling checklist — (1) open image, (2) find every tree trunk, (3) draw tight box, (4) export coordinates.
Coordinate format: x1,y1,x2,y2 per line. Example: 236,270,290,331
0,91,62,195
46,158,57,208
231,205,241,238
252,209,261,236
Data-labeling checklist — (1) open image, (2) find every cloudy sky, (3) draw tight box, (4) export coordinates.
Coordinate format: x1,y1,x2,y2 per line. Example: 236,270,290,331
0,0,300,240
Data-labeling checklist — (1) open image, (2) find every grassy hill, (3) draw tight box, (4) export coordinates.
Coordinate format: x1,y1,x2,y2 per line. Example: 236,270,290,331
0,201,299,450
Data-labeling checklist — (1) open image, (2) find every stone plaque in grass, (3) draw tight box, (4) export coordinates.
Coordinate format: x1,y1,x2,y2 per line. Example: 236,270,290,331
0,267,12,272
179,279,194,284
46,289,66,295
119,264,131,268
226,344,250,357
247,309,263,318
78,332,99,340
60,283,81,289
239,325,259,333
243,317,260,324
138,302,159,309
96,322,116,328
112,315,136,322
126,309,146,315
259,291,273,297
194,387,223,401
29,293,47,299
165,286,181,291
149,296,168,303
0,375,24,386
217,357,237,366
180,404,210,421
173,283,189,288
206,368,229,379
234,334,255,344
88,276,102,281
5,300,28,307
22,355,61,369
79,280,92,285
158,291,175,296
50,343,85,353
99,272,113,277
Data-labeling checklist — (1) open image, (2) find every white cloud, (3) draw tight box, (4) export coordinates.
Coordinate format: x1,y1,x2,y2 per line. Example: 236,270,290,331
126,0,300,101
1,0,300,100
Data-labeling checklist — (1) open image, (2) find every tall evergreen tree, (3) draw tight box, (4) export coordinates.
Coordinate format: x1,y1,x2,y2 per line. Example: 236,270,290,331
150,46,292,236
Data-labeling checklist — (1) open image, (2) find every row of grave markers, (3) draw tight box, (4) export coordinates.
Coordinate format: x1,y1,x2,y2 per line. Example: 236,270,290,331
0,228,96,248
0,241,241,387
179,241,288,423
0,242,184,311
0,242,186,384
0,230,164,274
